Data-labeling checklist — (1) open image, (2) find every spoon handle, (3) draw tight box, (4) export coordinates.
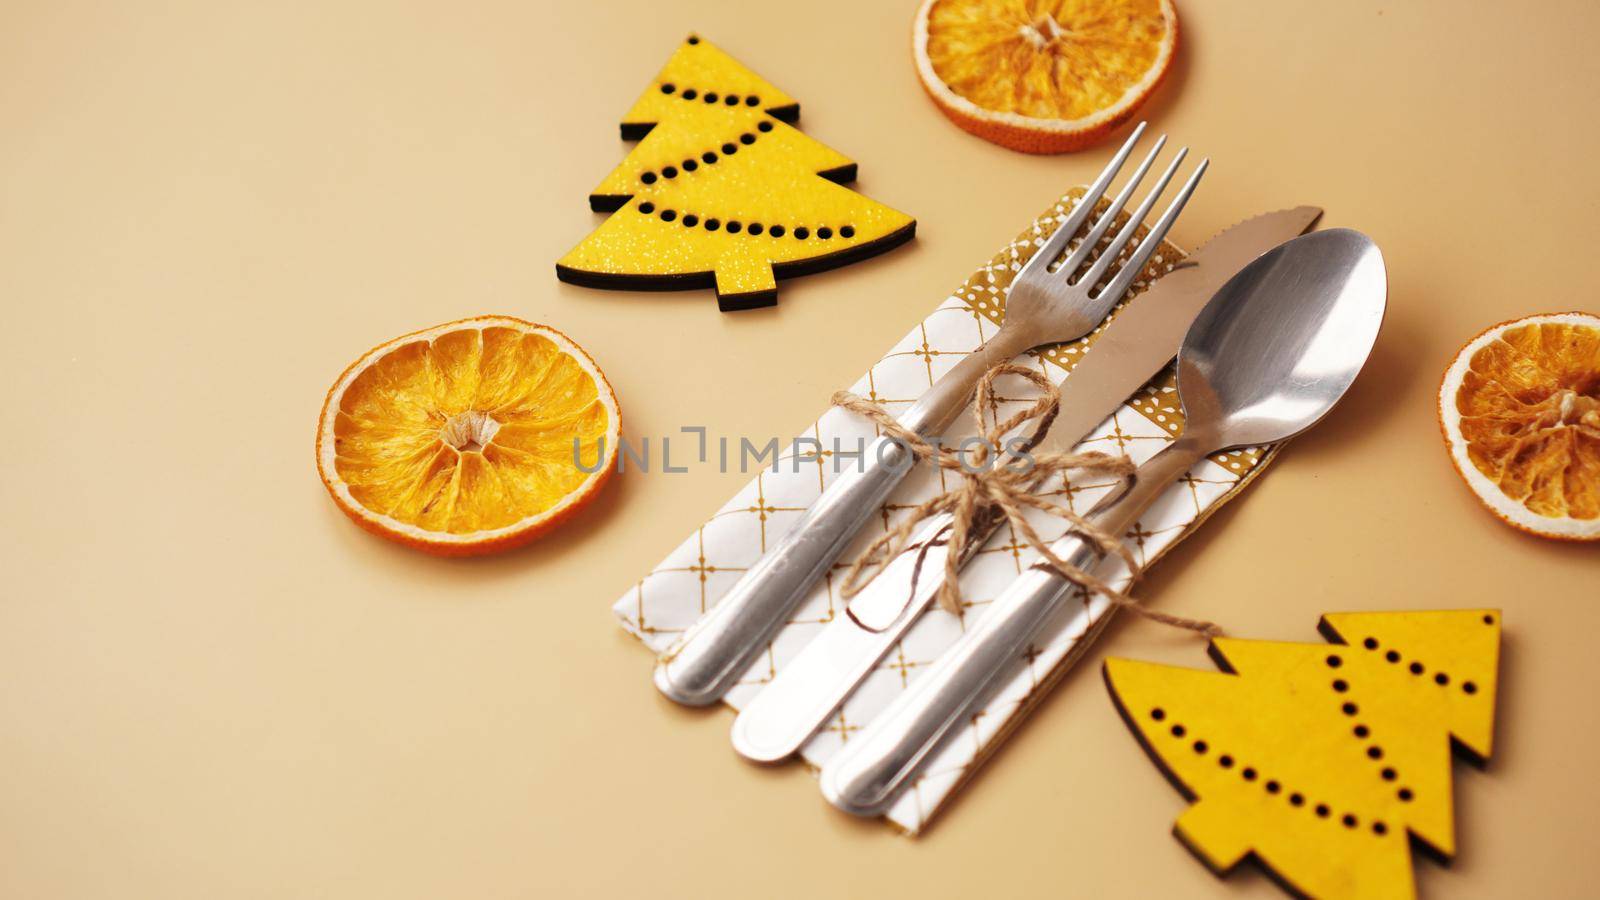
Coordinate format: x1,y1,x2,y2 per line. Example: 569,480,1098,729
819,440,1203,817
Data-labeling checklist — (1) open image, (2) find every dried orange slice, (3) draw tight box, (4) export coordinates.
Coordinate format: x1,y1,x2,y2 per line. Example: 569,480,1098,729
316,316,620,555
1439,312,1600,541
912,0,1179,154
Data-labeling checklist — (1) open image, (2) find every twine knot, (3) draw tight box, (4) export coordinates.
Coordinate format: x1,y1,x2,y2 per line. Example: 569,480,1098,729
831,363,1221,638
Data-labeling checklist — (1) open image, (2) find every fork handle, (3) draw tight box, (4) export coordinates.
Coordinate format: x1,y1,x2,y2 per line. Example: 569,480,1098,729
819,440,1201,815
652,326,1034,707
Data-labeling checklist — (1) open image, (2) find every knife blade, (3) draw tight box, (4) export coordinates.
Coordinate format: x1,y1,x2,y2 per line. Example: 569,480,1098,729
729,207,1323,764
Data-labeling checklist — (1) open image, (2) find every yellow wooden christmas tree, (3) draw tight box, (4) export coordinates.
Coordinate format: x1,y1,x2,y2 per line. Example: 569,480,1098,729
555,34,916,311
1104,610,1502,900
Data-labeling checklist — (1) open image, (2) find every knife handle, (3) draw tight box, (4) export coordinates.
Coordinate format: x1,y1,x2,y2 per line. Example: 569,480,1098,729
731,511,998,763
653,328,1033,707
819,441,1200,816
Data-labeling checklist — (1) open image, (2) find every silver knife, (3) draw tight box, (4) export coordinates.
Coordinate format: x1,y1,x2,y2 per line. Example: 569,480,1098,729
729,206,1323,764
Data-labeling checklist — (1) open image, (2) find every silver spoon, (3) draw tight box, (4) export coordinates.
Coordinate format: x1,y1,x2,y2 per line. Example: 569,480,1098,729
820,228,1387,818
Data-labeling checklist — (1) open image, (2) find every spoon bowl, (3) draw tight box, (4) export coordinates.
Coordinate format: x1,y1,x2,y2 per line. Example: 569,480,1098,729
1177,228,1387,451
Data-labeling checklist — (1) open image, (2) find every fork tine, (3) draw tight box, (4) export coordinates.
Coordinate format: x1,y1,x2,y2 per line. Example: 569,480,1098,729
1078,146,1189,293
1098,157,1209,305
1015,122,1147,282
1054,134,1166,280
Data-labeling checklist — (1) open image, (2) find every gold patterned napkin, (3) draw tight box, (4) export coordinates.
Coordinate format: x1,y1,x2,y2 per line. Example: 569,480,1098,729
612,187,1279,833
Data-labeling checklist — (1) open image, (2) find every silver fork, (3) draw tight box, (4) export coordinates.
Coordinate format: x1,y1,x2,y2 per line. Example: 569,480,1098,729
653,122,1208,706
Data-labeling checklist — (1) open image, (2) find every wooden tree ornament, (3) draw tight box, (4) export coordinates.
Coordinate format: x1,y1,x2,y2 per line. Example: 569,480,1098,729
555,34,916,311
1104,610,1502,900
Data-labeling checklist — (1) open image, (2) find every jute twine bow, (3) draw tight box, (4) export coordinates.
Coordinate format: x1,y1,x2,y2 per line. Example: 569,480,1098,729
831,363,1222,638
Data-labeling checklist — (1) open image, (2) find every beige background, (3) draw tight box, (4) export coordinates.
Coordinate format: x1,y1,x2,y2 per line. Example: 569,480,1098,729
2,0,1596,897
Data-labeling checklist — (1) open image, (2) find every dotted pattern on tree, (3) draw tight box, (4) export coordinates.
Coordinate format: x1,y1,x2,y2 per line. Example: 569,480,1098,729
556,34,915,311
1105,609,1502,900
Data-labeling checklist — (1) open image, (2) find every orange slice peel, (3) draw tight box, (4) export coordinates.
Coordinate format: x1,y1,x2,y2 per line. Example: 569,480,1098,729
913,0,1179,154
316,316,620,555
1438,311,1600,541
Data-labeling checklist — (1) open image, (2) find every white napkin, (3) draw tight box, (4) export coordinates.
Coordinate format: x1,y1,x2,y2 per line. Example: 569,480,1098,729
612,189,1274,833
